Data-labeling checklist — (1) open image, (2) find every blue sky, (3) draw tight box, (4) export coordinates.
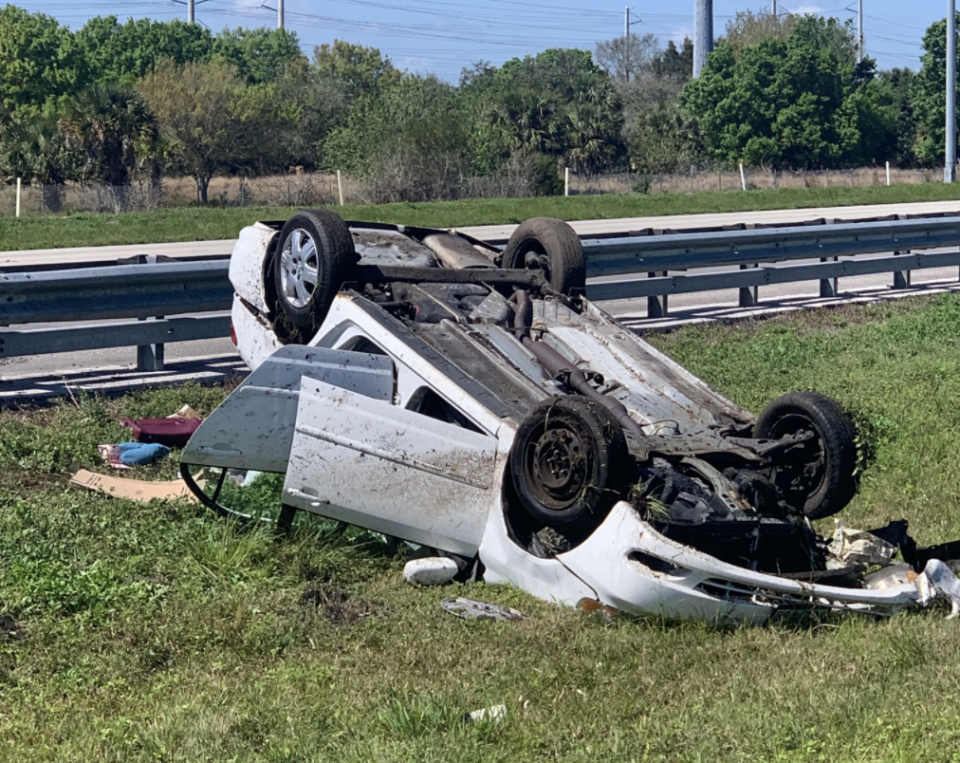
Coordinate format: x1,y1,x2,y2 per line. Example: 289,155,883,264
19,0,937,80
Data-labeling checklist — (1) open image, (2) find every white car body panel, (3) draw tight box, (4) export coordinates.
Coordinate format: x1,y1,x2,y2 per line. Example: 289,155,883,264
284,376,502,556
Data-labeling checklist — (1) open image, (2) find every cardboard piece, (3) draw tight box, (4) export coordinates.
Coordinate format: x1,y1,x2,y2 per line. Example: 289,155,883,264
70,469,198,503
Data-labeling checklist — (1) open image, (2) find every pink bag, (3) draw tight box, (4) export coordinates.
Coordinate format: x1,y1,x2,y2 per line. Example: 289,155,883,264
121,417,201,448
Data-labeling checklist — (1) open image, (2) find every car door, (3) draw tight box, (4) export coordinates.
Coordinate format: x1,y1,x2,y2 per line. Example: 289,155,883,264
283,376,501,556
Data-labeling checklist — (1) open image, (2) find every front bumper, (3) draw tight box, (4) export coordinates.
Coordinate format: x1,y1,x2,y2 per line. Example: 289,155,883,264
480,501,921,624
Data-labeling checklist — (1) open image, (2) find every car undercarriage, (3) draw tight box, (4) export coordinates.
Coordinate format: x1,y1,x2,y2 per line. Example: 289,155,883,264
179,211,960,622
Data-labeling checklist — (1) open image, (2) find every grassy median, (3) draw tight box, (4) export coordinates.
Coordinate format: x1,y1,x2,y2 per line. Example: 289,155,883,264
5,182,960,252
3,293,960,761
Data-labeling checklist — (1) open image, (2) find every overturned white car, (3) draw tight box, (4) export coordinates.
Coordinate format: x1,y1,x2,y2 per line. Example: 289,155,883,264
180,210,960,624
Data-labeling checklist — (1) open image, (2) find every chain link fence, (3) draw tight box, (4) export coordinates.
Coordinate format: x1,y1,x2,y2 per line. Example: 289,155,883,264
0,165,940,218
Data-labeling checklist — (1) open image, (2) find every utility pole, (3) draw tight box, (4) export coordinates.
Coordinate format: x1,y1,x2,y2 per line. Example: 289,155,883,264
857,0,864,64
279,0,285,29
947,0,957,182
625,6,630,83
693,0,713,78
772,0,777,16
188,0,195,24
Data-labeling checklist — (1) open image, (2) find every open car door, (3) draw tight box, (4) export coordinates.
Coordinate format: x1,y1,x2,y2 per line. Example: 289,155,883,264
283,377,501,556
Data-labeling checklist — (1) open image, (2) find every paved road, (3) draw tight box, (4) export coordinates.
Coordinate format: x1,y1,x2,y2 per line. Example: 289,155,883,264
5,197,960,399
6,198,960,268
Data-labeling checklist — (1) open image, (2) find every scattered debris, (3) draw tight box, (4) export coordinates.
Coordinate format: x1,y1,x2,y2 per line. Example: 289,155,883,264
918,559,960,618
441,597,525,622
98,442,170,469
0,614,24,641
122,415,202,447
70,469,198,502
827,520,898,569
864,563,917,590
299,583,380,625
465,704,507,723
169,404,199,420
404,557,459,586
577,598,620,623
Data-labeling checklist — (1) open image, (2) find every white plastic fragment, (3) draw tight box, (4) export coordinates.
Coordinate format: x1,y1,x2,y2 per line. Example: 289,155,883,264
466,704,507,723
403,557,459,586
917,559,960,618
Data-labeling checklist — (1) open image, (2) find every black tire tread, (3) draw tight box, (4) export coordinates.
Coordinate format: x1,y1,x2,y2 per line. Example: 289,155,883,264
510,396,630,532
501,217,586,296
755,391,858,520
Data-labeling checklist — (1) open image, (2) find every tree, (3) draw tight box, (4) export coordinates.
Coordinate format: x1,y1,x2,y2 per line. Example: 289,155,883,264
323,74,470,200
651,38,694,80
722,10,799,55
913,16,958,165
213,27,304,84
682,15,883,170
60,81,159,189
875,68,918,166
0,109,74,211
627,104,702,176
74,16,213,83
564,82,625,173
139,60,282,204
0,6,81,119
313,40,400,102
595,33,659,84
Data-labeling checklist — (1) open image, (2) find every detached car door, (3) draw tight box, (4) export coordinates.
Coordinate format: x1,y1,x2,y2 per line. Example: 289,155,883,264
283,376,501,556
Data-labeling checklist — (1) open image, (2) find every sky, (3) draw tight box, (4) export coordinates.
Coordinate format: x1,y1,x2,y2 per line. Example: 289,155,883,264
18,0,938,81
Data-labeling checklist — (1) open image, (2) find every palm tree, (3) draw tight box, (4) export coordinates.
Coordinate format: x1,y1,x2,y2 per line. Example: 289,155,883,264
565,82,625,173
0,114,75,212
59,82,160,193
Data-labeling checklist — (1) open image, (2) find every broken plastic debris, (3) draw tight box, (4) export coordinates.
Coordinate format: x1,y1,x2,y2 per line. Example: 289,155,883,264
70,469,199,503
827,520,897,569
441,597,525,622
465,704,507,723
917,559,960,618
864,563,917,590
403,557,459,586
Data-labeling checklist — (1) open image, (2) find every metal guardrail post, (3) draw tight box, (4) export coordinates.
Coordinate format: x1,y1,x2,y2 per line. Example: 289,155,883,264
136,316,165,371
819,257,838,297
893,250,911,289
739,264,758,306
123,254,165,371
647,272,668,317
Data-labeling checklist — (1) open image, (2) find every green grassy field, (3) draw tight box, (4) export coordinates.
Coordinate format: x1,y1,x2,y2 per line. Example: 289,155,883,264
5,182,960,251
5,294,960,761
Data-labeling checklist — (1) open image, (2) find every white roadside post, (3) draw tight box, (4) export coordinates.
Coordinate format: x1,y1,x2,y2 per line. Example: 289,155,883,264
15,177,21,218
886,161,892,186
337,170,344,207
565,167,570,197
739,163,747,191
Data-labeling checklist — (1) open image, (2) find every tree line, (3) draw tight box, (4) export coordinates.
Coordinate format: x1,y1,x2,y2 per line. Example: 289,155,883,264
0,4,955,207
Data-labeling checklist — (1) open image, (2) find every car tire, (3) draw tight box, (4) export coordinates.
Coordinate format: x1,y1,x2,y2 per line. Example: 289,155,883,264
272,209,358,335
510,396,630,533
754,391,858,520
500,217,586,296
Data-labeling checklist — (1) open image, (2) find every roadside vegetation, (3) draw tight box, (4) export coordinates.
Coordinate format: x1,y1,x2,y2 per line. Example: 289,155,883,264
6,182,960,252
4,294,960,760
0,6,952,211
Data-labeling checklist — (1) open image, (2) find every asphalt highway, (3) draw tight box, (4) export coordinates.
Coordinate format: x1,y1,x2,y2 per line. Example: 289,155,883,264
4,198,960,399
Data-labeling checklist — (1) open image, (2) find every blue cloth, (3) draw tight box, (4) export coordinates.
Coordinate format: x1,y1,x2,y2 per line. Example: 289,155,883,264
116,442,171,466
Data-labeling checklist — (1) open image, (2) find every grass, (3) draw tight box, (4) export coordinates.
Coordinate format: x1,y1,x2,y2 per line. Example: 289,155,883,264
6,182,960,252
5,294,960,759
